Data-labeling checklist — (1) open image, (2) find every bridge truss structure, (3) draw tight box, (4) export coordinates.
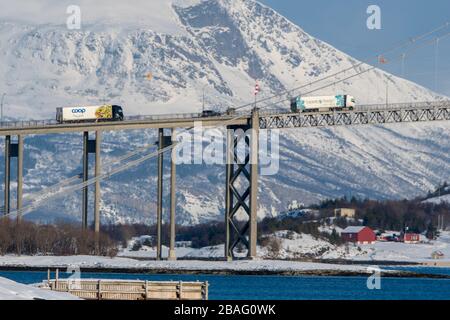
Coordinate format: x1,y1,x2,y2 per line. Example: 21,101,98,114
259,102,450,129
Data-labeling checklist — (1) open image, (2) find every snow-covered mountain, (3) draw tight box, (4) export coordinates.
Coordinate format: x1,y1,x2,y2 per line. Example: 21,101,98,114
0,0,449,225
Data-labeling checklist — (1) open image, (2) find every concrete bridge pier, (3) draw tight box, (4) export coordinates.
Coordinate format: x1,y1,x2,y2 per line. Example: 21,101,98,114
16,135,23,221
168,128,177,261
94,131,101,234
81,131,102,234
3,135,10,216
156,128,164,261
156,128,176,261
82,132,89,229
3,135,24,220
225,110,259,260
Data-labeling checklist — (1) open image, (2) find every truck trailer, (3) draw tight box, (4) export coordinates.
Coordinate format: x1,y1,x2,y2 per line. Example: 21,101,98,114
56,105,124,123
290,95,355,113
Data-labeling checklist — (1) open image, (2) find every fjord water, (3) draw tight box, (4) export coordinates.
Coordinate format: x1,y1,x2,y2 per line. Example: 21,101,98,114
1,269,450,300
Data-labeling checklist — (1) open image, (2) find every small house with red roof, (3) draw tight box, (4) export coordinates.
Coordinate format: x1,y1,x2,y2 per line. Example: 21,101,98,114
341,226,376,244
401,233,420,244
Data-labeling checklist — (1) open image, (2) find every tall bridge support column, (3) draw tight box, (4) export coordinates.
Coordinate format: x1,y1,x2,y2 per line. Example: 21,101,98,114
4,135,11,215
155,129,173,261
225,110,259,260
156,128,164,261
249,110,259,258
16,135,24,221
82,132,89,229
94,131,101,234
81,131,101,234
168,128,177,261
3,135,24,219
225,129,233,261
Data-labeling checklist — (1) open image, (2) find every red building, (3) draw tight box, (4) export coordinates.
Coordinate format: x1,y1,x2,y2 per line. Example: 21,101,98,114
341,226,376,244
402,233,420,244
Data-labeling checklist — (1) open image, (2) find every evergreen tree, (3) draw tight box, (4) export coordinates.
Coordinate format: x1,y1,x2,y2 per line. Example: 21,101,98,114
426,222,438,240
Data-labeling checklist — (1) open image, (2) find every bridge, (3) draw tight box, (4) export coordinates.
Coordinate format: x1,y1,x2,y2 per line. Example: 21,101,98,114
1,101,450,261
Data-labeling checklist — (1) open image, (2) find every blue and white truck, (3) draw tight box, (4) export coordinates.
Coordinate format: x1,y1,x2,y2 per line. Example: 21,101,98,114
290,95,356,113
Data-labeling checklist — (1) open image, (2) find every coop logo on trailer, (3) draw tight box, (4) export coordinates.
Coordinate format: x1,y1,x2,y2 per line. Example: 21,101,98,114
71,108,86,117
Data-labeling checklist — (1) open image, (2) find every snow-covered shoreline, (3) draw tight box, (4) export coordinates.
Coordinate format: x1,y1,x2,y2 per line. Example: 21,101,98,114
0,255,377,274
1,232,449,276
0,277,80,300
0,255,445,279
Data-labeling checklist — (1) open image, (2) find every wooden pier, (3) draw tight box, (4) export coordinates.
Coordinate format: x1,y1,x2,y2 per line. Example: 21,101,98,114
44,278,208,300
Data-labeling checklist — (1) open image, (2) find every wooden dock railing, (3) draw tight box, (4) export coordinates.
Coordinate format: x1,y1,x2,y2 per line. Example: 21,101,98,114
46,279,208,300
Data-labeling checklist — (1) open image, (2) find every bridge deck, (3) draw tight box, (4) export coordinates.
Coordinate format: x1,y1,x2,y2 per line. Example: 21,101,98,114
1,102,449,135
0,114,249,136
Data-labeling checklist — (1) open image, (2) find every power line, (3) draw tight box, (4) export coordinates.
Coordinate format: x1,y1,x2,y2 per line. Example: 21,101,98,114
258,30,450,110
23,140,162,203
233,22,450,112
435,38,440,92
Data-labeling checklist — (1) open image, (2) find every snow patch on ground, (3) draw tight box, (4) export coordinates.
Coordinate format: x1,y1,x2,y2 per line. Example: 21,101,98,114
0,255,375,273
349,231,450,262
0,277,80,300
423,194,450,205
117,230,450,262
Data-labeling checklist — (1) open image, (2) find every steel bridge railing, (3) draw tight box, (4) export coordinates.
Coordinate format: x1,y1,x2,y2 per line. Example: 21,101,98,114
0,113,206,129
0,111,252,130
259,101,450,129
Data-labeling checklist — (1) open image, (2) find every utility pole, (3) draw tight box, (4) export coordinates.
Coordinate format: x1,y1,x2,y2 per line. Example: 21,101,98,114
202,84,207,114
1,93,5,123
254,81,260,111
401,53,406,78
385,76,389,108
435,38,440,92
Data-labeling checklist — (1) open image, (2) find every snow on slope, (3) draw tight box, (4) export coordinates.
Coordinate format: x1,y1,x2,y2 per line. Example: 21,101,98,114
423,194,450,205
0,0,187,35
0,0,449,225
0,277,80,300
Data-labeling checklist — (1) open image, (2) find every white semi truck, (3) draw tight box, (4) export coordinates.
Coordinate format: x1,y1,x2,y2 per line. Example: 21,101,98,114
290,95,356,113
56,105,124,123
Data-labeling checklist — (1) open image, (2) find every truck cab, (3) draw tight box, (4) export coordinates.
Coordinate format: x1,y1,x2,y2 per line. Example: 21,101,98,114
112,105,124,121
201,110,220,117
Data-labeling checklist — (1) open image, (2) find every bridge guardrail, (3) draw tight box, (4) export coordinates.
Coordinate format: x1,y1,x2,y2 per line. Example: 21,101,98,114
0,119,59,129
260,101,450,116
0,111,252,129
354,100,450,112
